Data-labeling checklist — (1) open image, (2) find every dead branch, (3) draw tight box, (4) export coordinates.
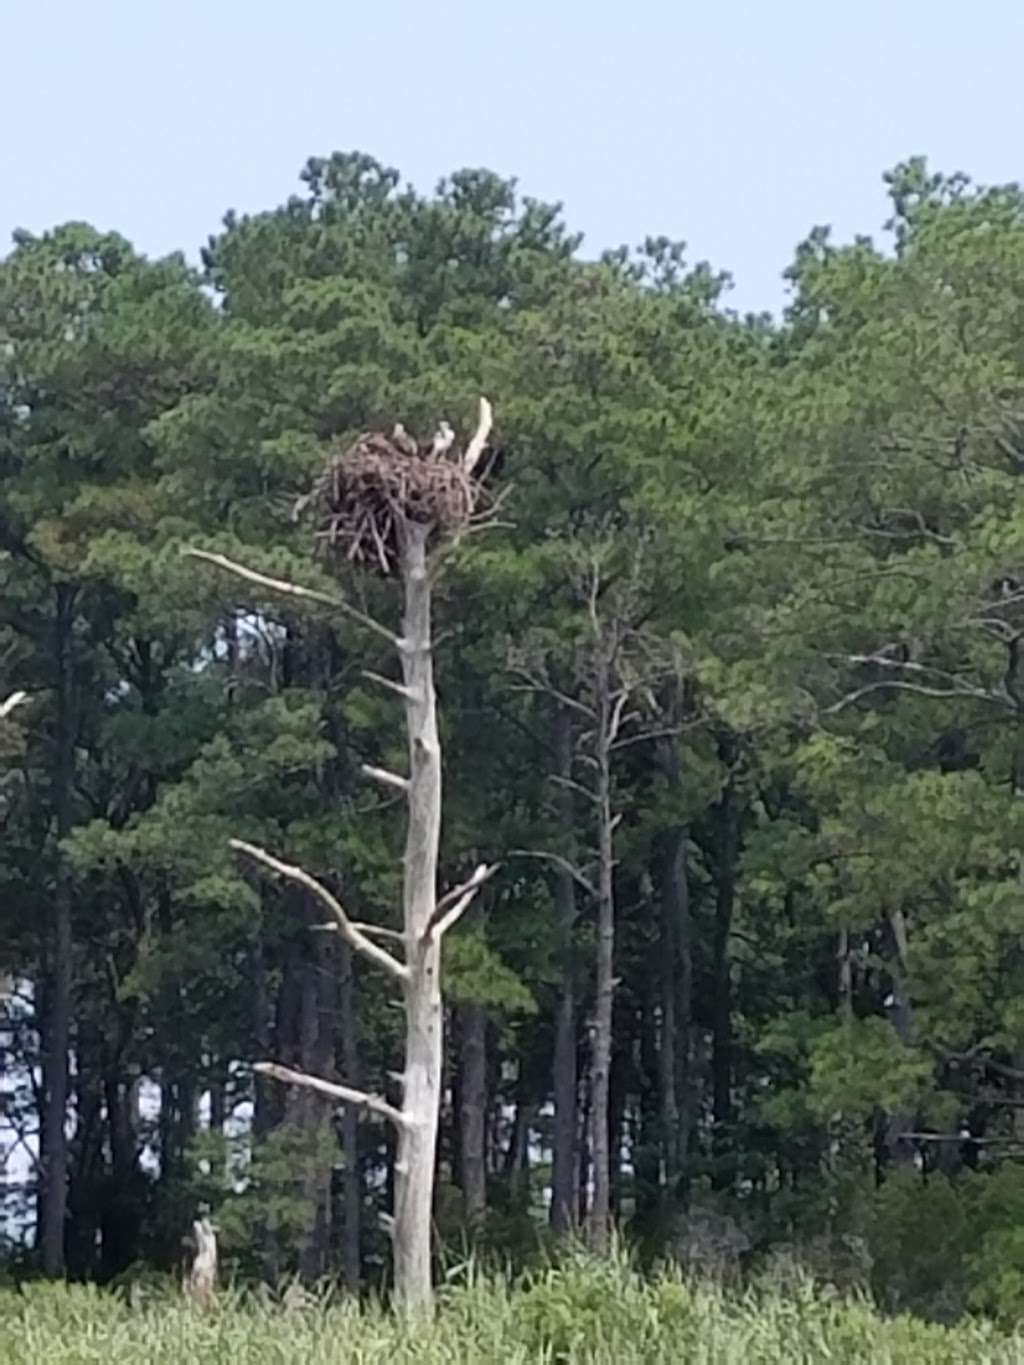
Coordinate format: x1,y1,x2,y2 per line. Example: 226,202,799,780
351,922,406,944
610,724,693,752
426,862,498,939
607,690,631,747
253,1061,407,1127
548,773,599,805
184,548,398,647
0,692,27,719
462,396,494,476
230,839,408,983
361,763,410,794
511,849,599,900
362,669,420,702
507,675,598,721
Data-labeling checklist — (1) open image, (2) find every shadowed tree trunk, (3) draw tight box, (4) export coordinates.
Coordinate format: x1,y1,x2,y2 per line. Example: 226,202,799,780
711,732,738,1190
338,941,361,1290
458,1003,487,1226
655,785,692,1194
39,583,76,1277
550,701,578,1234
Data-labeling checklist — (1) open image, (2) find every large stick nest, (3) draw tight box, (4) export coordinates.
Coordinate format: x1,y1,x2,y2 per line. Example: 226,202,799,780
296,408,492,577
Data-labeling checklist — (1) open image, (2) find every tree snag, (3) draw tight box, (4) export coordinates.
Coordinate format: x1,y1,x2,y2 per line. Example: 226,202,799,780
186,398,497,1313
185,1216,218,1309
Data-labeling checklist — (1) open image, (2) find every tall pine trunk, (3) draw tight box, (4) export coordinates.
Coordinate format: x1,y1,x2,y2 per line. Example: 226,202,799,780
587,675,615,1252
711,733,738,1189
458,1003,487,1225
550,702,578,1234
40,583,75,1276
657,820,691,1190
338,941,361,1290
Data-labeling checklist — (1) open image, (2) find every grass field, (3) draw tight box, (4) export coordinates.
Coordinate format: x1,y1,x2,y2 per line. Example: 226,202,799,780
3,1252,1022,1364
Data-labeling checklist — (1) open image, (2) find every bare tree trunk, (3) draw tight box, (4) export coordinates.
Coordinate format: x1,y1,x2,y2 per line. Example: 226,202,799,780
458,1003,487,1226
587,678,615,1253
550,702,578,1234
40,583,75,1277
391,522,444,1310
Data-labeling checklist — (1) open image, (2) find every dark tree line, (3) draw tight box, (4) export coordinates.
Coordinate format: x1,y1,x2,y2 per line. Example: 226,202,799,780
5,152,1024,1317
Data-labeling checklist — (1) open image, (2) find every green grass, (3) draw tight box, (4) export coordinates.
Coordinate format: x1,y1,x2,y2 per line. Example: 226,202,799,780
3,1251,1023,1364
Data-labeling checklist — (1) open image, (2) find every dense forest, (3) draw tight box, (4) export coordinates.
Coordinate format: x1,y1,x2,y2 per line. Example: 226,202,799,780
4,150,1024,1325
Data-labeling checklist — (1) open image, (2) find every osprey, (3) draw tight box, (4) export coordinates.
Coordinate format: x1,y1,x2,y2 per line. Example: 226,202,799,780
428,420,455,460
390,423,419,460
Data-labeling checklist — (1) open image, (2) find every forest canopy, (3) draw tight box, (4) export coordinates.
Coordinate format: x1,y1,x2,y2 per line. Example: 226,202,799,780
4,151,1024,1323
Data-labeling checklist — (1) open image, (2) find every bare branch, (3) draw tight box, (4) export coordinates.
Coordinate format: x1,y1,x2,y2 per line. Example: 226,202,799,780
184,548,398,647
961,617,1021,644
825,680,1009,715
607,690,631,747
426,863,499,939
311,920,405,946
361,763,409,794
507,676,598,721
362,669,419,702
230,839,408,983
462,396,494,476
511,849,599,900
351,922,406,944
548,773,600,805
0,691,27,719
253,1062,406,1128
610,724,692,752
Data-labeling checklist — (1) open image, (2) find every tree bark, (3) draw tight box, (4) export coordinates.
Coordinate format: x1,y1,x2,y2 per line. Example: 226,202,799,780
458,1003,487,1225
711,732,738,1189
550,701,578,1234
391,522,444,1311
657,815,691,1191
295,923,336,1282
587,671,615,1253
338,941,361,1291
40,582,75,1277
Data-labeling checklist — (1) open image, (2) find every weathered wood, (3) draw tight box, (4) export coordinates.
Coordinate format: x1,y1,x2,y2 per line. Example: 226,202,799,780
186,1217,218,1309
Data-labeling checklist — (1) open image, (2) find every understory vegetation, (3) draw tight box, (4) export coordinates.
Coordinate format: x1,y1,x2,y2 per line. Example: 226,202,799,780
5,1252,1024,1365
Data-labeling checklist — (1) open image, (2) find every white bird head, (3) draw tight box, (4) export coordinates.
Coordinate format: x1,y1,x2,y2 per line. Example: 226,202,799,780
430,420,456,458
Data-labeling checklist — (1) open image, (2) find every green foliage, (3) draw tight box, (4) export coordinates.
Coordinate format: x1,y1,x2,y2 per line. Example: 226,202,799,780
13,146,1024,1322
444,928,536,1014
807,1019,932,1122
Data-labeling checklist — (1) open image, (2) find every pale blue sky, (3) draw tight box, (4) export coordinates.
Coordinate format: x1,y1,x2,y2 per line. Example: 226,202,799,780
3,1,1022,313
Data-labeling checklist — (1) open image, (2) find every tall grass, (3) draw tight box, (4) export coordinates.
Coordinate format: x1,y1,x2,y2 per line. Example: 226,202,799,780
3,1250,1022,1364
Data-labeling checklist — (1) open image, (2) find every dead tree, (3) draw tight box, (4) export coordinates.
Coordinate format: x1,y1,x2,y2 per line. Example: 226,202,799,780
186,399,497,1314
185,1216,218,1309
513,533,681,1252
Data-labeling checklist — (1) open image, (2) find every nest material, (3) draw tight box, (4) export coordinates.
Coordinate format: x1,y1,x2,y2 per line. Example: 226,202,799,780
299,426,482,576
